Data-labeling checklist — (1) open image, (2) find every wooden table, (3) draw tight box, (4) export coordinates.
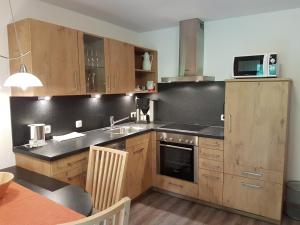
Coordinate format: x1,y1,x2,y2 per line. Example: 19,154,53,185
1,166,93,216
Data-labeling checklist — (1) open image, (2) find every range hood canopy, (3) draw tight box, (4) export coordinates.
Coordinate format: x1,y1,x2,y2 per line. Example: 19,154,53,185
161,18,214,83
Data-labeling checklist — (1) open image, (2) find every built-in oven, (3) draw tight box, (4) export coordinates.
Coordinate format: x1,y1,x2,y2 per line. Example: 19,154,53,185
156,132,198,183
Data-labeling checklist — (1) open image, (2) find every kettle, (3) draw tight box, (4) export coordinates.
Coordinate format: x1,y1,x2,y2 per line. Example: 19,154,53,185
142,52,153,71
28,124,46,147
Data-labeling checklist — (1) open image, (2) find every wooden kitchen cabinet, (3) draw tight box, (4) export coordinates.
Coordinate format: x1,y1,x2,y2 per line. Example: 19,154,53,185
78,34,136,94
223,174,283,221
198,169,223,205
198,137,224,205
8,19,83,96
123,133,151,199
8,18,156,96
104,39,135,94
15,151,89,188
223,78,291,222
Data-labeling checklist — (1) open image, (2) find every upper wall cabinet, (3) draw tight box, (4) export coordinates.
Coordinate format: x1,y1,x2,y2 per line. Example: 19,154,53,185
8,19,83,96
78,33,135,94
8,18,157,96
105,38,135,94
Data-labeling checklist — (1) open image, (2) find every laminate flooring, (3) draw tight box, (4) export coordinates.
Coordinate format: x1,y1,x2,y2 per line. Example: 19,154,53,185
129,190,300,225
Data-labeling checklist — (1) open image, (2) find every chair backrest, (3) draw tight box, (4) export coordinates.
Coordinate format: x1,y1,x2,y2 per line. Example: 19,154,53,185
58,197,131,225
86,146,128,211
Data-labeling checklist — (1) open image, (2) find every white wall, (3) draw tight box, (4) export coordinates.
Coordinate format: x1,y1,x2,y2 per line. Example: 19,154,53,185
139,8,300,180
138,27,179,79
0,0,140,169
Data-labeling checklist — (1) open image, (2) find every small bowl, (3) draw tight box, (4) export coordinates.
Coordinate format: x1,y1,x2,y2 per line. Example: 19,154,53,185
0,172,14,198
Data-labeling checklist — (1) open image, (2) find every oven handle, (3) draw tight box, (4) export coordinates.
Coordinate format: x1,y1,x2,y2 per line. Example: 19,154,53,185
159,144,193,151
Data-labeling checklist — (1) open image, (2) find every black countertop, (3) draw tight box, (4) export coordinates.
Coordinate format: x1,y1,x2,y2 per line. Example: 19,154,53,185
13,122,224,161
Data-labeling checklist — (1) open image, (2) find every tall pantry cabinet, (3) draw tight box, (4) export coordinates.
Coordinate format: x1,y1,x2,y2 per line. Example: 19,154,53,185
223,78,291,223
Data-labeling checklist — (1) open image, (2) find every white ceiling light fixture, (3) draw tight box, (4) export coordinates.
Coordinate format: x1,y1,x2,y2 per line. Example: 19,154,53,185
0,0,43,90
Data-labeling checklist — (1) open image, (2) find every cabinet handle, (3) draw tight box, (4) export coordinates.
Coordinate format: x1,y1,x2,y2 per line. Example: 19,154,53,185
202,174,220,180
241,183,262,189
74,71,79,91
133,148,144,154
242,171,263,178
229,114,232,133
168,182,183,188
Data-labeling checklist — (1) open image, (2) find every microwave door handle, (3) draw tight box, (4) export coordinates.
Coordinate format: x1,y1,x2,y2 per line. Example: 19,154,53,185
160,144,193,151
263,53,270,76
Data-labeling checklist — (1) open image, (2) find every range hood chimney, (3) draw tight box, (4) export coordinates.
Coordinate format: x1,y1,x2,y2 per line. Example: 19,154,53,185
161,18,214,82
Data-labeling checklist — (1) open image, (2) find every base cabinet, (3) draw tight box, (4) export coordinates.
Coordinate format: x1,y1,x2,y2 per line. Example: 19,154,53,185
123,133,152,199
223,174,283,221
154,175,199,199
198,137,224,205
198,169,223,205
15,151,89,188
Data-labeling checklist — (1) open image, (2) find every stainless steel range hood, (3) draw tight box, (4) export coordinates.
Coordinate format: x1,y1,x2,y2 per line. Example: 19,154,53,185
161,18,214,83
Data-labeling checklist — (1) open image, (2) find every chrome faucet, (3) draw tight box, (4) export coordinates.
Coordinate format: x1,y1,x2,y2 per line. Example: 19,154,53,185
110,116,130,129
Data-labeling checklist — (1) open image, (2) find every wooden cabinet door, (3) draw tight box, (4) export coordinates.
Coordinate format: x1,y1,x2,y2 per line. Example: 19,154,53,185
8,19,81,96
30,20,81,96
104,39,135,94
224,81,290,175
124,133,150,199
198,169,223,205
223,174,283,221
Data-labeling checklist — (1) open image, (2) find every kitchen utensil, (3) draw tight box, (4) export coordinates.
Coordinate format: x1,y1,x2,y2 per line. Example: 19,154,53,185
142,52,153,71
28,123,46,147
146,80,155,91
0,172,14,199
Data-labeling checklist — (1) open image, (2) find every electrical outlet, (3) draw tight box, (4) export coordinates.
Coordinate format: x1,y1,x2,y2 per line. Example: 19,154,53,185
130,112,137,118
76,120,82,128
221,114,225,121
45,125,51,134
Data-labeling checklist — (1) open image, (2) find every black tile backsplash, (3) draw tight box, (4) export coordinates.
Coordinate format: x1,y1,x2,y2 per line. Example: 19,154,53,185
153,82,225,126
10,81,225,146
10,95,135,146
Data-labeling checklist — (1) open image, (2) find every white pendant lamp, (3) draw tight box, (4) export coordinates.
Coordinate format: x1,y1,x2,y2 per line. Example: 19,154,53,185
3,64,42,90
1,0,43,89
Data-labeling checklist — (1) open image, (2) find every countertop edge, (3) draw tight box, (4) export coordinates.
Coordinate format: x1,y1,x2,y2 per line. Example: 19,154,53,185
13,126,224,161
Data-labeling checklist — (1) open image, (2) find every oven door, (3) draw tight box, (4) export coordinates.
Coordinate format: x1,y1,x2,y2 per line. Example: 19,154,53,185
157,141,198,183
233,55,266,77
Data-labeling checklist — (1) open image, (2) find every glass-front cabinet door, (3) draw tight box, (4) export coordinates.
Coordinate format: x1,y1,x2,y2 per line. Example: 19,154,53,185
83,34,106,93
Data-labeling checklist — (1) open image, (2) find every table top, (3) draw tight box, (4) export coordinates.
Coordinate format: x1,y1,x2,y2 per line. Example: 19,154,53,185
1,166,93,216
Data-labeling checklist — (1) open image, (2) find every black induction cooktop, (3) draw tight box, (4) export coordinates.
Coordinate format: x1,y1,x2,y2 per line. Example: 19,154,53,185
160,123,208,132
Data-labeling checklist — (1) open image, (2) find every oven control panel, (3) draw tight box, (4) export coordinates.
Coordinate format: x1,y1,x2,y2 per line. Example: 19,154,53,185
156,132,198,146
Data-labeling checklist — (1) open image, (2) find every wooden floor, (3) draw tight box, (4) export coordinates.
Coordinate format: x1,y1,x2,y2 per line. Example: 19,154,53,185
129,190,300,225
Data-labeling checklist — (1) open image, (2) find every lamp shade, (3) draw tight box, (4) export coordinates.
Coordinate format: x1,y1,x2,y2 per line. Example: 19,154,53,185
3,64,43,90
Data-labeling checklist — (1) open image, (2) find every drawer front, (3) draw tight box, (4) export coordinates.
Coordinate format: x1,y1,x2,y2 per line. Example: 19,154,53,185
199,137,224,150
126,133,150,148
53,166,87,188
223,174,283,221
199,158,223,172
224,162,284,184
51,151,89,175
199,148,223,162
198,169,223,205
154,175,198,199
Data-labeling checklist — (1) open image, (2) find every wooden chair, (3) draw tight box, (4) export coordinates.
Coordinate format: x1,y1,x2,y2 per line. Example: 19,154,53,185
85,146,128,211
58,197,131,225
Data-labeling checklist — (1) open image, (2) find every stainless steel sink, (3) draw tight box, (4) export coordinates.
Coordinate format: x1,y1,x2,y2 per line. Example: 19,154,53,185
105,126,144,135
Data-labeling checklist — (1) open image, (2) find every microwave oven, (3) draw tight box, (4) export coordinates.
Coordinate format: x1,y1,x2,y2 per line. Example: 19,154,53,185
233,53,279,78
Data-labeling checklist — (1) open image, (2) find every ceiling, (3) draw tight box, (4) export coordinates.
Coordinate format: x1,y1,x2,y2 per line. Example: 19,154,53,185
39,0,300,32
